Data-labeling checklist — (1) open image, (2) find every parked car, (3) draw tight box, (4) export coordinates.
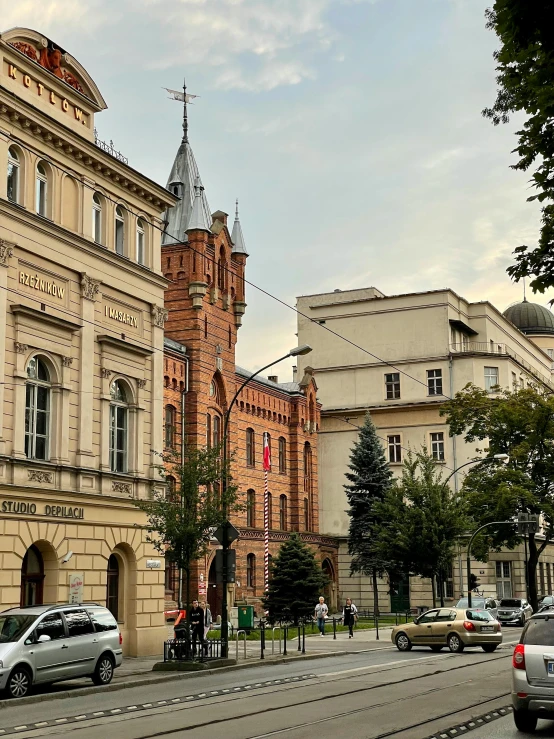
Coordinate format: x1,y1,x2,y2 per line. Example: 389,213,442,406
512,611,554,732
455,596,499,620
0,604,123,699
538,595,554,610
391,607,502,653
497,598,533,626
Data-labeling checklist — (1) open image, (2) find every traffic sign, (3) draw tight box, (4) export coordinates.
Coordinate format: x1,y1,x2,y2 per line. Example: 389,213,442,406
213,520,239,545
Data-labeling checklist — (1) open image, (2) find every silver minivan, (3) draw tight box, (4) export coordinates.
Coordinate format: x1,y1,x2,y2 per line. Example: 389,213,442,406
0,603,123,698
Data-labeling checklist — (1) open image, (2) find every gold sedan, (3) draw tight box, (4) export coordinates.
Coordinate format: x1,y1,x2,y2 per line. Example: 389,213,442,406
391,607,502,653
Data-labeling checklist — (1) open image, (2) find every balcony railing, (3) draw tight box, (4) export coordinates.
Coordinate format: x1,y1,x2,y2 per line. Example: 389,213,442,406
450,342,554,390
94,129,128,165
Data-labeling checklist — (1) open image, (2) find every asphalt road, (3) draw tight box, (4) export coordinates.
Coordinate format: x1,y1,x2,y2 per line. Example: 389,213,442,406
0,634,523,738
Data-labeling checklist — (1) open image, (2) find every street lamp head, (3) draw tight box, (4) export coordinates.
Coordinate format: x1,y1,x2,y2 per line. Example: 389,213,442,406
289,344,312,357
493,453,510,463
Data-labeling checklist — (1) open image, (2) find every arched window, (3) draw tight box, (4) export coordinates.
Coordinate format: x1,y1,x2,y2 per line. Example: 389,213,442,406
267,493,273,529
115,206,125,255
217,246,226,292
136,218,145,264
35,162,48,216
25,356,51,461
106,554,119,620
207,413,212,448
109,380,128,472
92,193,102,244
246,553,256,588
165,405,176,448
278,437,286,473
7,147,20,204
212,414,221,448
166,475,176,501
20,544,44,607
303,498,309,531
246,489,255,527
304,443,313,495
246,428,255,467
279,495,287,531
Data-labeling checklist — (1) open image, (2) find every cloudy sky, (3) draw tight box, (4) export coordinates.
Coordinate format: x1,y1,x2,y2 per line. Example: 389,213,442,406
4,0,553,376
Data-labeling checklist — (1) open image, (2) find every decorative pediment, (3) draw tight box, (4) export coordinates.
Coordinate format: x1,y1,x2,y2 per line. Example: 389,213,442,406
1,27,107,110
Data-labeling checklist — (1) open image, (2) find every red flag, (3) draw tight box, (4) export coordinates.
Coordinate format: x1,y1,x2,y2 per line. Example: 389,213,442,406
263,433,271,471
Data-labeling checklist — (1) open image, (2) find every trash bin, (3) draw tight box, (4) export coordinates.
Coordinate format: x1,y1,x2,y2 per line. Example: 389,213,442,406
238,605,254,631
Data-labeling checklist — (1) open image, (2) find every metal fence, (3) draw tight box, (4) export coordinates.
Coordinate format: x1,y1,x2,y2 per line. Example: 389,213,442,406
164,637,226,663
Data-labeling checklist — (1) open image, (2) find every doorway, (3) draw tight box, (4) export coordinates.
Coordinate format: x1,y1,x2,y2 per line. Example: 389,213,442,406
20,545,44,607
106,554,120,621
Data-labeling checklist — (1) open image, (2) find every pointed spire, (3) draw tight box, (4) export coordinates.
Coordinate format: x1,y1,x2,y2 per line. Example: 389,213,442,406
231,198,249,256
182,78,188,143
186,176,212,233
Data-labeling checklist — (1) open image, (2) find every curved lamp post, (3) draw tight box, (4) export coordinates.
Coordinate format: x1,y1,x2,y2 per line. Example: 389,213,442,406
444,453,509,485
219,344,312,657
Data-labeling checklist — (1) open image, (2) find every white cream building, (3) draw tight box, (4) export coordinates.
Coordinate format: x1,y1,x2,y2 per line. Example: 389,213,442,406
297,286,554,611
0,27,175,655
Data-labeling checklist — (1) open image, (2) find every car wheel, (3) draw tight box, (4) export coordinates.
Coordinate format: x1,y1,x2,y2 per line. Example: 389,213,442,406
430,645,443,652
395,633,412,652
447,633,465,653
513,708,537,733
6,666,31,699
482,644,498,653
92,653,115,686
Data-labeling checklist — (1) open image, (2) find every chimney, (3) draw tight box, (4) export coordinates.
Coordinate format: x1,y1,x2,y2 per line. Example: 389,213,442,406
268,375,278,384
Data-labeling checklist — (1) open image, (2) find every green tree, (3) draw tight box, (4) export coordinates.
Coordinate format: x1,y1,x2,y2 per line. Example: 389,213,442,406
262,533,327,625
483,1,554,292
442,384,554,610
345,413,393,616
374,450,469,607
133,443,239,624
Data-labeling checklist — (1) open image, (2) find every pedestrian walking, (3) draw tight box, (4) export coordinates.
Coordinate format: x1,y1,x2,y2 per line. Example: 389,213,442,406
342,598,358,638
314,596,328,636
190,599,204,656
201,600,212,656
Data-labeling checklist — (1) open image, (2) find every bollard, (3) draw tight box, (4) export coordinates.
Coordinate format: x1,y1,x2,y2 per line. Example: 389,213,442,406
333,617,337,640
283,625,287,656
260,622,265,660
302,623,306,654
297,625,301,652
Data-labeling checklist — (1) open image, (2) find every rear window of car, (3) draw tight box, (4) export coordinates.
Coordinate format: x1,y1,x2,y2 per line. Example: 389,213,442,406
521,617,554,646
87,608,117,632
466,609,493,622
457,598,485,609
500,599,522,608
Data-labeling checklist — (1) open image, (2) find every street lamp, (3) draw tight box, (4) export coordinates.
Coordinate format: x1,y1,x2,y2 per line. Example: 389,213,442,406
444,453,509,485
219,344,312,658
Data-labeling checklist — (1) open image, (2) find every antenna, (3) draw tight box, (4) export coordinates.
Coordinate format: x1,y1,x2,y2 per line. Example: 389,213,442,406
523,276,527,302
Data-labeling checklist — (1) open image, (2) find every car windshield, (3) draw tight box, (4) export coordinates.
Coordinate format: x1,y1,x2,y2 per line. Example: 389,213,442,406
466,609,493,622
522,617,554,646
456,598,485,609
500,599,522,608
0,615,36,642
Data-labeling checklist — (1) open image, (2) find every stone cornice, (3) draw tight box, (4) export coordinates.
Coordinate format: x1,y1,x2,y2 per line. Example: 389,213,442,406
237,528,339,548
0,95,177,212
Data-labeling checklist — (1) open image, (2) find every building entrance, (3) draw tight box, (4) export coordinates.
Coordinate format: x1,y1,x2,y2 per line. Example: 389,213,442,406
20,544,44,607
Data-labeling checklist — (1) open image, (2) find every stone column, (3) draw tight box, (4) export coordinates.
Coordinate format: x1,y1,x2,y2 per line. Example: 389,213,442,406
150,305,167,476
77,274,100,467
0,240,14,453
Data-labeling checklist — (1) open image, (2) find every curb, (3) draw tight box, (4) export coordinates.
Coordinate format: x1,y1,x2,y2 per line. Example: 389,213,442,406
0,650,348,709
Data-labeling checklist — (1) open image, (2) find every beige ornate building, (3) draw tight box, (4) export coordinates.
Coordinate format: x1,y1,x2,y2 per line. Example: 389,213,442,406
0,27,174,655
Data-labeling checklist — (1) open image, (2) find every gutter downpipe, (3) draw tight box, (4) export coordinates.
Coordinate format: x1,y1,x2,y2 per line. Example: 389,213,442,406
177,353,189,612
449,353,463,598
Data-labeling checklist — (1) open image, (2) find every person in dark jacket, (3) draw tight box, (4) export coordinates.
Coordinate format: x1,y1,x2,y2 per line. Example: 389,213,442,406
342,598,358,638
190,600,205,655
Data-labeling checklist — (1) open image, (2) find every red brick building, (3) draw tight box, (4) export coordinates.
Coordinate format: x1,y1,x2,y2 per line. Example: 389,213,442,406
161,103,338,617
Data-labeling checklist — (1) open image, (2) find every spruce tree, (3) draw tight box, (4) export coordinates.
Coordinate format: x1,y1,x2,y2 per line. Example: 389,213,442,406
345,413,393,614
262,533,328,625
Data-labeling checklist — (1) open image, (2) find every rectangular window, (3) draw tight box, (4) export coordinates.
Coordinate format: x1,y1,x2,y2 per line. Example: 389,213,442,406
303,498,309,530
36,176,47,216
278,437,286,473
25,383,50,461
115,218,124,255
213,415,221,448
136,229,145,265
279,496,287,531
246,491,255,527
109,405,127,473
495,561,513,599
7,161,18,203
385,372,400,400
246,429,255,467
387,435,402,463
427,369,443,396
430,432,445,461
484,366,499,392
512,371,517,389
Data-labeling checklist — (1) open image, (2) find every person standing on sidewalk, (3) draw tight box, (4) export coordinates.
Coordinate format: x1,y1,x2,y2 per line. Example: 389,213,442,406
190,599,205,656
342,598,358,638
315,596,328,636
201,600,212,655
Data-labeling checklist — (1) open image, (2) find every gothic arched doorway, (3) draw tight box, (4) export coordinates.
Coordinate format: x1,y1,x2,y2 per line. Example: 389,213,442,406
208,556,222,621
20,545,44,607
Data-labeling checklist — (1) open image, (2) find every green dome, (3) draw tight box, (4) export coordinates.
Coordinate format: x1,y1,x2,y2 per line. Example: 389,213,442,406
503,300,554,336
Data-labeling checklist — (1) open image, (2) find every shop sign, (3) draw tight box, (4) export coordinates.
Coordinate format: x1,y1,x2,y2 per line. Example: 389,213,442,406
146,560,161,569
103,300,140,330
69,573,84,604
1,501,85,519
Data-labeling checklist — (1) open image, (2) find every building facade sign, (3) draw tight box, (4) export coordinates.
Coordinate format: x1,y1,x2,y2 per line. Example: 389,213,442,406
1,501,85,519
103,300,140,331
18,269,67,302
68,573,84,604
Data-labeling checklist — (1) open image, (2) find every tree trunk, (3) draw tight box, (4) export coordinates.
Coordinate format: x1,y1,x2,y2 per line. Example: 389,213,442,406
185,566,191,627
372,568,380,617
528,535,539,612
431,574,436,608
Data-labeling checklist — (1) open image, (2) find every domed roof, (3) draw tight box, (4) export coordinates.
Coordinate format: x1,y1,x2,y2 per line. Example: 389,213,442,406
503,300,554,335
